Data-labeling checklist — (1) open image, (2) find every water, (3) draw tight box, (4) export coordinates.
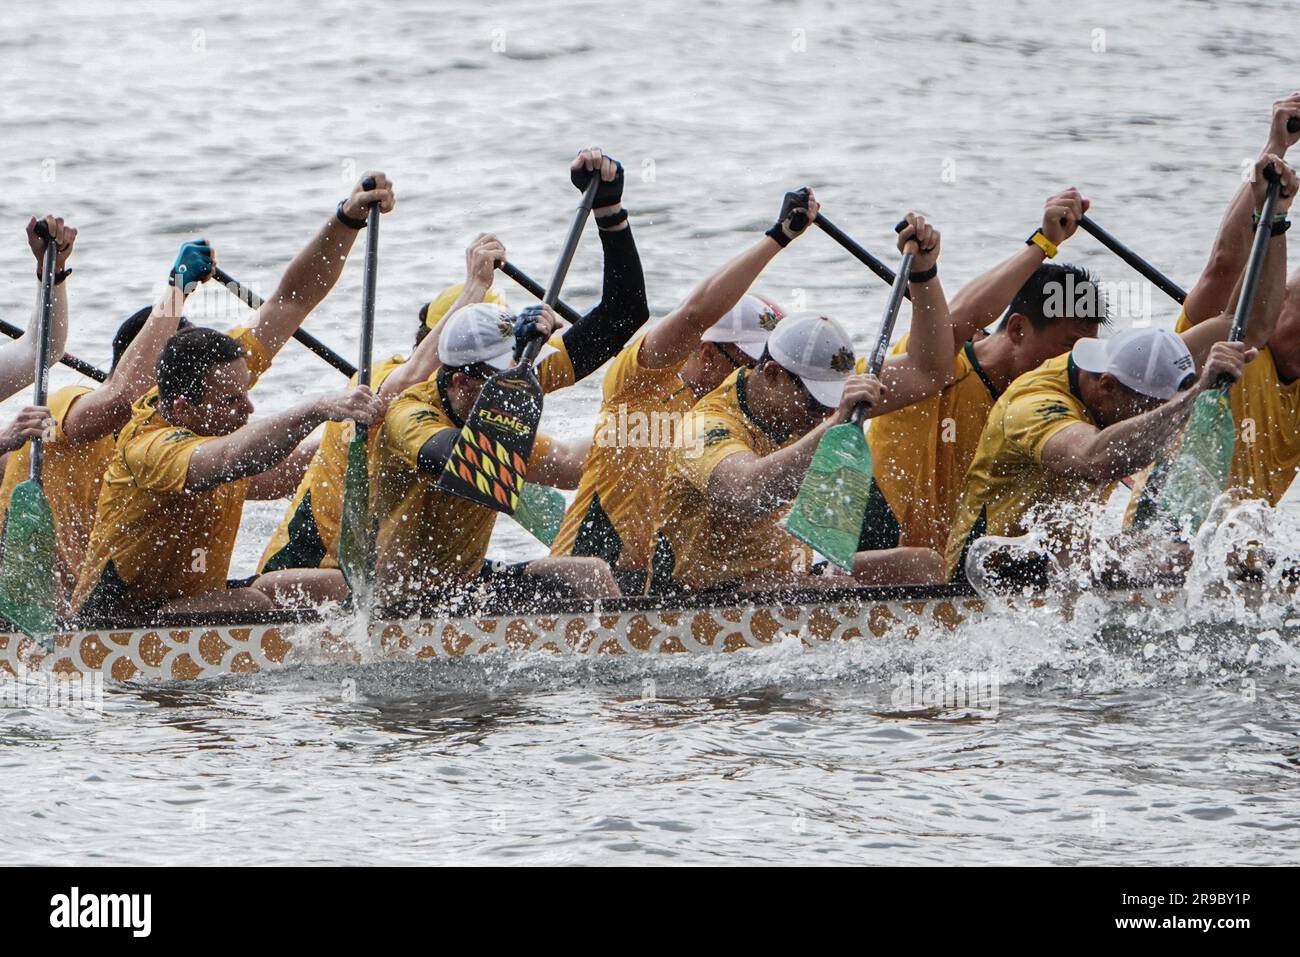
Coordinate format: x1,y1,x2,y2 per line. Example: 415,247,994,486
2,0,1300,864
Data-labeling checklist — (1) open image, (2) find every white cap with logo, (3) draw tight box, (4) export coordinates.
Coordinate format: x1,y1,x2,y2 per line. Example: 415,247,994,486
1071,327,1195,400
765,312,858,408
439,302,556,371
702,294,784,359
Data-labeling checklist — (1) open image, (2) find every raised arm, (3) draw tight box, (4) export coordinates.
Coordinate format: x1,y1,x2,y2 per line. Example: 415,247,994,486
947,188,1087,344
1183,95,1300,327
875,213,955,412
380,233,506,399
639,188,819,369
63,242,213,444
707,375,881,516
0,216,76,400
1180,157,1296,364
249,173,396,358
1040,342,1252,483
185,387,382,492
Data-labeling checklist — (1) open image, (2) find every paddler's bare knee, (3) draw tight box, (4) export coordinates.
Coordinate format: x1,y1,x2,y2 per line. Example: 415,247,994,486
252,569,349,608
850,547,946,586
157,586,276,616
524,556,622,599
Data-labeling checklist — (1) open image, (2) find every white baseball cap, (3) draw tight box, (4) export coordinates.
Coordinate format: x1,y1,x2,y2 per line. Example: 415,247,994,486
702,294,784,359
1071,327,1195,400
439,302,556,371
765,312,857,408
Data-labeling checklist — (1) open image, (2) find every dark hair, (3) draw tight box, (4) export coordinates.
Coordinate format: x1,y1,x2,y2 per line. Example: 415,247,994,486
111,306,193,371
414,304,431,349
999,263,1109,332
156,327,244,405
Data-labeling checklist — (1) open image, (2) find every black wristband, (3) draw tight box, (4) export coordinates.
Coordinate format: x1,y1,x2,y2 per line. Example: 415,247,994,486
336,200,367,230
908,264,938,283
1270,218,1292,236
765,224,792,248
37,267,72,286
595,208,628,230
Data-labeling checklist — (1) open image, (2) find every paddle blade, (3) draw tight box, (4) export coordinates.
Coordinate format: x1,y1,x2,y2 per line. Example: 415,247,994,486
784,422,874,571
337,433,375,601
0,480,56,647
437,365,543,514
513,483,566,546
1157,391,1236,534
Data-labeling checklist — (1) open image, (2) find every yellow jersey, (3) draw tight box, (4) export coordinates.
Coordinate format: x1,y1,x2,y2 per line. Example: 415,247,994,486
549,335,696,573
0,385,114,615
860,335,998,553
371,345,576,609
648,368,811,593
945,353,1105,579
72,328,273,616
258,354,406,573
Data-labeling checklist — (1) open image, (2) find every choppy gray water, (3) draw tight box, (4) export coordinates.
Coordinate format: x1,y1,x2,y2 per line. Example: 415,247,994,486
2,0,1299,864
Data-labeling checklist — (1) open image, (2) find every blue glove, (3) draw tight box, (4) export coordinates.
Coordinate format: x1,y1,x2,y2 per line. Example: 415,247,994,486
512,304,547,360
570,157,624,208
170,239,215,290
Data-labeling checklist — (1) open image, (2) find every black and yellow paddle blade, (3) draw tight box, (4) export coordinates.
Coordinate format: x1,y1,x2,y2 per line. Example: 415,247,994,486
337,432,375,600
784,421,874,571
0,479,56,648
1156,390,1235,534
437,365,542,513
513,483,567,546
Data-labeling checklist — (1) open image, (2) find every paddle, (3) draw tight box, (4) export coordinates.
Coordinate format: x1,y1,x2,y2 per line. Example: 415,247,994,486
815,215,910,299
785,224,914,571
212,267,357,377
0,222,60,646
337,179,382,599
1155,165,1284,534
437,176,601,512
1078,216,1188,305
498,261,582,323
0,319,105,382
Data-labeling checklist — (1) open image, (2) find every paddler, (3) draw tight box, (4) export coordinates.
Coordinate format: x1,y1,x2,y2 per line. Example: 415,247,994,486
71,174,396,620
0,216,77,413
370,149,650,614
858,189,1102,554
647,214,957,594
254,233,511,607
548,186,824,592
945,157,1296,583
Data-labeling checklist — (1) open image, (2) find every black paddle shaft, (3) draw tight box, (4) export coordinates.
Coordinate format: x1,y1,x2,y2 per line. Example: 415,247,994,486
1221,165,1285,389
1078,216,1188,304
212,267,358,378
498,261,582,323
516,176,601,366
853,248,915,427
357,191,382,388
30,222,58,481
815,215,911,300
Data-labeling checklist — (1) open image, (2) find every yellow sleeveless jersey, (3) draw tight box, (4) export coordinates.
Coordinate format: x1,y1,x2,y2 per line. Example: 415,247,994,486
860,335,997,553
549,335,696,573
258,354,406,573
0,385,114,615
648,368,811,593
72,328,272,615
945,353,1105,579
370,343,575,609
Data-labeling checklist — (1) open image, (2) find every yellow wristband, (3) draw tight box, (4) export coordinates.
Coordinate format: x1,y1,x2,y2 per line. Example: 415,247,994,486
1027,229,1058,259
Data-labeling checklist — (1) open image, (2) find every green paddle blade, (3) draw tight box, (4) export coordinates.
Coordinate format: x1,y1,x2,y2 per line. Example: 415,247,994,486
337,433,375,601
784,422,874,571
0,480,56,648
1157,390,1235,534
513,483,566,546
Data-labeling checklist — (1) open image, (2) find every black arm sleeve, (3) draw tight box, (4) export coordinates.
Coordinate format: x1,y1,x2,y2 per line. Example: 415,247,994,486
417,429,459,475
560,224,650,382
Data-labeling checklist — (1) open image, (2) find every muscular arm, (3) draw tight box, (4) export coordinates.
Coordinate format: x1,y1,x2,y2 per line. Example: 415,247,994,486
1039,391,1204,483
874,274,955,413
245,435,321,500
706,419,836,517
63,285,187,444
185,402,327,492
639,236,782,369
0,282,68,401
947,244,1047,345
1180,229,1287,362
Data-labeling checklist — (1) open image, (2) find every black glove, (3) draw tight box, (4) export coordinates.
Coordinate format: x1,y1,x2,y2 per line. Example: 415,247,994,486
571,157,624,208
766,188,813,247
